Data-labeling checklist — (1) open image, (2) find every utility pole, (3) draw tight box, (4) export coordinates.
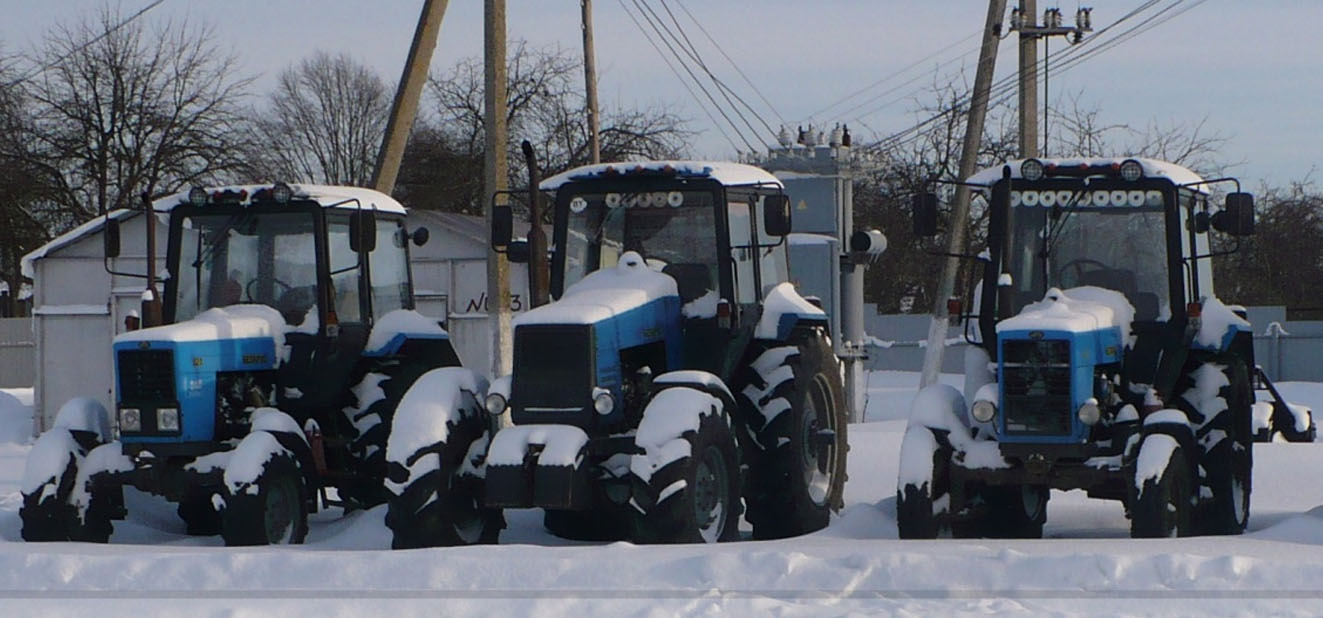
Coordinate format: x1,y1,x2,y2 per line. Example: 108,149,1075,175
371,0,449,194
1010,4,1091,159
485,0,512,377
918,0,1007,388
581,0,601,164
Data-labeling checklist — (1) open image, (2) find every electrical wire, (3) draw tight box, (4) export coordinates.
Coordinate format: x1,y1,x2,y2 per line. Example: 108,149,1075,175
672,0,785,126
3,0,167,88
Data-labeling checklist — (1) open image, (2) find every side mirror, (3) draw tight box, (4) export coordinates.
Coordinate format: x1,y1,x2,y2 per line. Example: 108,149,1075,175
492,204,514,250
411,227,430,247
506,239,530,264
762,194,792,236
349,212,377,252
104,218,121,259
912,193,939,237
1212,192,1255,236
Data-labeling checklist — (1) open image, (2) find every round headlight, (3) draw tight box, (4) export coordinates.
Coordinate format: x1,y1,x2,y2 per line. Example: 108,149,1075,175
1078,400,1102,425
1020,159,1045,182
157,407,180,432
593,391,615,415
188,186,208,207
1119,159,1143,182
484,393,507,416
119,408,142,432
971,400,997,423
271,182,293,204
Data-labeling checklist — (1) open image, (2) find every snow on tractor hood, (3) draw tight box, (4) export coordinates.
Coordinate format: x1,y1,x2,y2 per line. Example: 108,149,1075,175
115,304,289,349
514,251,679,326
997,286,1136,345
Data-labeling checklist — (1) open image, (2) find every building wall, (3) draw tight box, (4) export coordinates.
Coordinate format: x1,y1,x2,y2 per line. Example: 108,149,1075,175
0,318,34,389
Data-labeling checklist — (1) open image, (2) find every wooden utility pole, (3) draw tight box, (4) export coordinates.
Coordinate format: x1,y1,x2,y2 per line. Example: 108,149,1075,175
919,0,1007,388
1017,0,1038,158
581,0,601,164
485,0,512,376
371,0,449,194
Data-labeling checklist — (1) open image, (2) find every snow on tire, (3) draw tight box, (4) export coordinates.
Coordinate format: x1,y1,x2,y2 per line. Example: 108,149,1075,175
384,367,500,549
20,398,118,542
221,430,309,546
1184,359,1253,535
739,330,847,540
1129,434,1192,538
895,425,949,539
630,386,740,544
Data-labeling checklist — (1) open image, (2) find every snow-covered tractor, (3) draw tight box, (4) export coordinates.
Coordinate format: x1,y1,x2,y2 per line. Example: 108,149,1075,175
484,161,849,543
20,184,499,547
900,157,1291,539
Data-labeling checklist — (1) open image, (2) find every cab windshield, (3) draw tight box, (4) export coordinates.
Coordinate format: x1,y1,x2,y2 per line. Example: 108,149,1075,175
175,211,319,325
1005,187,1169,320
561,189,718,297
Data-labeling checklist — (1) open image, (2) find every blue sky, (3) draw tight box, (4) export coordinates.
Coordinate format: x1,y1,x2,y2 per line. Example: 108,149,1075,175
3,1,1319,186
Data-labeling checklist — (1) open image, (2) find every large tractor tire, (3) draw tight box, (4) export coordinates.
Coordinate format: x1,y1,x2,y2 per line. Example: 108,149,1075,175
978,484,1048,539
21,398,115,543
630,387,741,544
740,330,848,540
1130,434,1192,538
177,486,224,536
221,431,309,546
1190,359,1253,535
895,425,950,539
342,361,435,508
384,368,501,549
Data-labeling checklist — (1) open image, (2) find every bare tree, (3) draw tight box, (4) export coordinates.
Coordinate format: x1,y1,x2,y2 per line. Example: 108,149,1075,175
23,5,255,221
251,51,391,186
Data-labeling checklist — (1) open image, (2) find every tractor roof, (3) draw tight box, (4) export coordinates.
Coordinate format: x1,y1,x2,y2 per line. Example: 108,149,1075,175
153,183,407,214
539,161,783,192
966,157,1208,190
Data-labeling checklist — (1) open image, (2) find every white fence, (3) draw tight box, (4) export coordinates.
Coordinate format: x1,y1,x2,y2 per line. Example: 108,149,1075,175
0,317,34,388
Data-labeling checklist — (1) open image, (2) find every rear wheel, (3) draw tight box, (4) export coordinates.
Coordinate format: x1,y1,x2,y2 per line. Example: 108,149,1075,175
1196,360,1253,535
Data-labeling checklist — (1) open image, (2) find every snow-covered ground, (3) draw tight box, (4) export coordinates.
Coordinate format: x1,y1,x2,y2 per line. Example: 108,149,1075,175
4,374,1323,616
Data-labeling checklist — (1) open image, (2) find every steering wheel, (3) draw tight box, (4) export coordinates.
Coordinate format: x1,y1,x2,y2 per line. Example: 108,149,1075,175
244,277,293,303
1055,258,1110,288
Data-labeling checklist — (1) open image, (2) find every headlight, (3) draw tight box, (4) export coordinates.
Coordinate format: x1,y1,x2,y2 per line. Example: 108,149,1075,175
1119,159,1144,182
271,181,293,204
971,400,997,423
119,408,141,432
1078,399,1101,425
484,393,507,416
593,391,615,415
1020,158,1045,181
157,407,180,432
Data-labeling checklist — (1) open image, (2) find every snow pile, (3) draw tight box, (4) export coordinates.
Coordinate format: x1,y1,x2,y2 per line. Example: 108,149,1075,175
115,304,288,348
486,424,588,468
755,282,825,339
653,370,734,403
681,289,718,318
52,397,111,442
998,286,1135,344
365,309,447,353
0,388,33,444
1134,433,1180,494
539,160,782,191
515,251,677,326
223,431,292,496
383,367,487,496
20,428,81,495
73,443,134,514
1181,362,1229,430
344,372,388,444
630,387,723,504
899,384,1008,488
1195,296,1251,349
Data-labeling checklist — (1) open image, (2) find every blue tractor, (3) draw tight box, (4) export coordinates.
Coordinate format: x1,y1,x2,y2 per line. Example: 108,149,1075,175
20,184,498,547
899,158,1262,538
481,161,851,542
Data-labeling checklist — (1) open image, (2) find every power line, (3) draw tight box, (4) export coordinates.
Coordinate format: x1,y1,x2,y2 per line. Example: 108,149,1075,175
672,0,784,125
4,0,167,88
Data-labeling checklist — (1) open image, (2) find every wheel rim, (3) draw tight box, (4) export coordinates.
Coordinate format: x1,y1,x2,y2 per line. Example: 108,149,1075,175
450,477,486,544
263,473,297,544
801,375,836,506
1021,486,1045,520
693,444,730,543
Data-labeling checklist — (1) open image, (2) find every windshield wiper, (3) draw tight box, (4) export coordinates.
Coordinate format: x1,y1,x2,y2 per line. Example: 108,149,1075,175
192,212,252,269
1038,189,1087,286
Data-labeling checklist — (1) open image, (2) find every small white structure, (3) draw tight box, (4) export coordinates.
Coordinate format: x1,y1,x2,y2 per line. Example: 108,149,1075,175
22,208,526,435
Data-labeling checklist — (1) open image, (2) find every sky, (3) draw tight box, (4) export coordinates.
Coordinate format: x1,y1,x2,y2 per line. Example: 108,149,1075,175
1,0,1320,187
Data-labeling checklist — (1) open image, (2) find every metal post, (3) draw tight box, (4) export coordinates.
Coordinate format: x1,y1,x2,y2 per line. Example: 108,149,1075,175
521,140,549,307
919,0,1007,388
581,0,601,164
141,193,162,327
485,0,512,376
372,0,449,194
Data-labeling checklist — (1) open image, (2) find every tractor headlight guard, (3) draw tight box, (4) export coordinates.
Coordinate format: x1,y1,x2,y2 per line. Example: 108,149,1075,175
1077,399,1102,426
484,393,507,416
971,399,997,423
119,408,141,432
1021,158,1045,181
157,407,180,432
1119,159,1144,182
593,390,615,415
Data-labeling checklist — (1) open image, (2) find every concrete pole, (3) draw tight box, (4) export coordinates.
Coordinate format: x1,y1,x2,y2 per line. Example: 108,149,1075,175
485,0,512,377
919,0,1007,388
371,0,449,194
1018,0,1039,159
581,0,601,164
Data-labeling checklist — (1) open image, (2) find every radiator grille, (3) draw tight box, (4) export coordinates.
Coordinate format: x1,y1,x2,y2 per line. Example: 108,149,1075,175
117,349,176,402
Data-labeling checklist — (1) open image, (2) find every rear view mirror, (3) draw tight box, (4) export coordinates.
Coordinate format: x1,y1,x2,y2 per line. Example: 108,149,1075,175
349,212,377,252
411,227,430,247
762,194,792,237
104,218,121,259
1213,192,1255,236
492,205,514,250
912,193,939,237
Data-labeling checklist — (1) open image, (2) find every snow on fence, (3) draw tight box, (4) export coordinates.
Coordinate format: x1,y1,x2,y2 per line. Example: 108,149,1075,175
0,317,34,389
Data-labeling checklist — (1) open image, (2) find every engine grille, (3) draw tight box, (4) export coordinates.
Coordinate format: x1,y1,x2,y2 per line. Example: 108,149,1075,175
512,325,593,411
1002,339,1072,435
117,349,176,402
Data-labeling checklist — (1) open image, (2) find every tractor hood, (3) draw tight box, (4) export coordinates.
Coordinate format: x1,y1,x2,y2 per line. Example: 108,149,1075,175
997,286,1135,346
514,252,679,328
115,304,289,349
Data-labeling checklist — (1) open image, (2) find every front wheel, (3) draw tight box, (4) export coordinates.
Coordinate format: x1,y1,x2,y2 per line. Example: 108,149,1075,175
1130,436,1192,538
221,432,309,546
895,425,949,539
